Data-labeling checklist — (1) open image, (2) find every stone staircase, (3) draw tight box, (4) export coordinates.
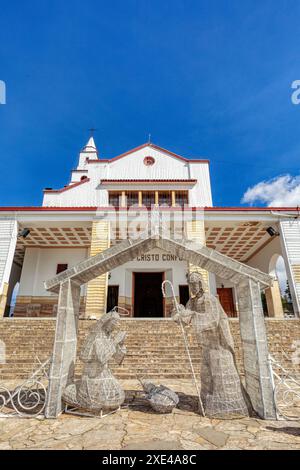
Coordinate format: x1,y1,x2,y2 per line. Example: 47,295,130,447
0,318,299,381
106,320,202,379
0,319,203,381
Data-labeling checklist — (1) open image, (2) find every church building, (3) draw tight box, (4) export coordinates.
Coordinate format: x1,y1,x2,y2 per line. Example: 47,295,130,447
0,138,299,319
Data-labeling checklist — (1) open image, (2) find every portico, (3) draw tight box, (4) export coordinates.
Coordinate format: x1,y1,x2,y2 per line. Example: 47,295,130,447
0,206,298,320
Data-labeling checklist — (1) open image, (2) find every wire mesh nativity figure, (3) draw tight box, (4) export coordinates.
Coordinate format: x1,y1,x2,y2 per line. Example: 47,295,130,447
172,272,251,419
62,311,126,413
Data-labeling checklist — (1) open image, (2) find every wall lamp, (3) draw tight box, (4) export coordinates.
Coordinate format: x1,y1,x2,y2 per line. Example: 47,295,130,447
266,226,280,237
17,228,31,239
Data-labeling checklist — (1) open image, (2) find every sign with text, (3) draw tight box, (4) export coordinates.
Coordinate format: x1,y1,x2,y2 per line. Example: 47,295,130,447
136,253,184,262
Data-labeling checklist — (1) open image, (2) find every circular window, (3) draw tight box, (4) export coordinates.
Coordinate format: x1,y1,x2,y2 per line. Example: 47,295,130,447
143,156,155,166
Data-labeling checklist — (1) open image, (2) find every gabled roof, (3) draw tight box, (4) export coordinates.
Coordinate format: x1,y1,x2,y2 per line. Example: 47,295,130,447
87,142,210,164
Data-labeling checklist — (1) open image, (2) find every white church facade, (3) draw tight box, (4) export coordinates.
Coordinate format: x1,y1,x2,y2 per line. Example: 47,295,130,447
0,138,300,319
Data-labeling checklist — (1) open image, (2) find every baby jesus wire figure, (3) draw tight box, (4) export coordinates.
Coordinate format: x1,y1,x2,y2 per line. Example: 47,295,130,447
172,272,251,419
62,311,126,415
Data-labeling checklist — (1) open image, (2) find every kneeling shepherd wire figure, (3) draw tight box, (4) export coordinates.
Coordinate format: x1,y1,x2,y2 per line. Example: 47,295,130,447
63,311,126,414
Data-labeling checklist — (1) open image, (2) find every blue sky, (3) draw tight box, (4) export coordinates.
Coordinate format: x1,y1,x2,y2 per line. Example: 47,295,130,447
0,0,300,207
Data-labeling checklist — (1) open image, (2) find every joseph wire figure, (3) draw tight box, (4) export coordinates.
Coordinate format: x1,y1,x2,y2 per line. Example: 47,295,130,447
162,279,205,416
170,272,252,419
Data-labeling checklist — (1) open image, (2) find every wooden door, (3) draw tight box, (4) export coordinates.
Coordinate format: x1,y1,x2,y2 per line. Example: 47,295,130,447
217,287,236,317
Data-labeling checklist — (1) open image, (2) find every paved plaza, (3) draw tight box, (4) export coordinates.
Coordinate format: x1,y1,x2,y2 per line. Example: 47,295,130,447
1,380,299,450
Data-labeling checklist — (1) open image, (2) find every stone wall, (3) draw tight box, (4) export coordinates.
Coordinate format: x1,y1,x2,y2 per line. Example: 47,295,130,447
13,295,180,318
229,319,300,379
0,318,299,380
13,296,86,318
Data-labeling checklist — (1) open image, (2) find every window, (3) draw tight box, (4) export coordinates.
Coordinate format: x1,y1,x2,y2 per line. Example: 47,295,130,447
159,191,171,206
107,286,119,312
175,191,188,207
56,264,68,274
143,156,155,166
142,191,155,207
126,191,139,207
109,192,122,207
80,175,88,181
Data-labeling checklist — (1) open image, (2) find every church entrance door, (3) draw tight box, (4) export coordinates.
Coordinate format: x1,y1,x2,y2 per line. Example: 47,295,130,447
133,272,164,317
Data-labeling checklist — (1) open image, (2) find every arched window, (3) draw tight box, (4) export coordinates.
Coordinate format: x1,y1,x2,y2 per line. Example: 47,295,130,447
80,175,88,181
269,254,288,292
268,254,294,316
8,282,20,317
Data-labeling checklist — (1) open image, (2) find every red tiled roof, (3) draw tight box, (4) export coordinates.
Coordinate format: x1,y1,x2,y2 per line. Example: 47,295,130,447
43,178,90,193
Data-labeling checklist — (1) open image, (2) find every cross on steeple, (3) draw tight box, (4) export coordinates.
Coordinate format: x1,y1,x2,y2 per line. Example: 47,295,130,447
88,127,97,137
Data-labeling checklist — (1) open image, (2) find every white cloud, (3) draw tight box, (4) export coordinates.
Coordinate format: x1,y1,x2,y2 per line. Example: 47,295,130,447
242,175,300,206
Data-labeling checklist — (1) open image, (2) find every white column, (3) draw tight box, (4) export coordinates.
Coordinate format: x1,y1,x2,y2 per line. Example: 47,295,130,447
279,220,300,317
0,219,18,316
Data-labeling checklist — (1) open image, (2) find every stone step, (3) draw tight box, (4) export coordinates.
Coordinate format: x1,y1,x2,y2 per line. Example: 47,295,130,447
1,318,299,382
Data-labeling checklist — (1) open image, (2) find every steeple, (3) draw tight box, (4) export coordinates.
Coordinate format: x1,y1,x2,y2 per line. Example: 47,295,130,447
82,136,97,153
77,136,99,168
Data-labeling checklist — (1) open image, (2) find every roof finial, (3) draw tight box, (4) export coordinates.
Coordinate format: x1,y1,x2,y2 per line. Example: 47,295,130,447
148,133,151,144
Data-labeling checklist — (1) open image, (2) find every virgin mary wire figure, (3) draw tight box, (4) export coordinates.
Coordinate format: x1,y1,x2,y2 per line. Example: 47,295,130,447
62,310,126,414
171,272,251,418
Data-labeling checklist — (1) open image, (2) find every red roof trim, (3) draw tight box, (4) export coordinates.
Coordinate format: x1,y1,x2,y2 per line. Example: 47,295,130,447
0,206,299,212
203,207,300,212
86,143,210,164
43,178,90,194
100,179,197,184
0,206,98,212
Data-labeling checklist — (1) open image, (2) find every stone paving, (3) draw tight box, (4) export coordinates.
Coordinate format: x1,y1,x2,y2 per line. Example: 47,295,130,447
0,380,299,450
